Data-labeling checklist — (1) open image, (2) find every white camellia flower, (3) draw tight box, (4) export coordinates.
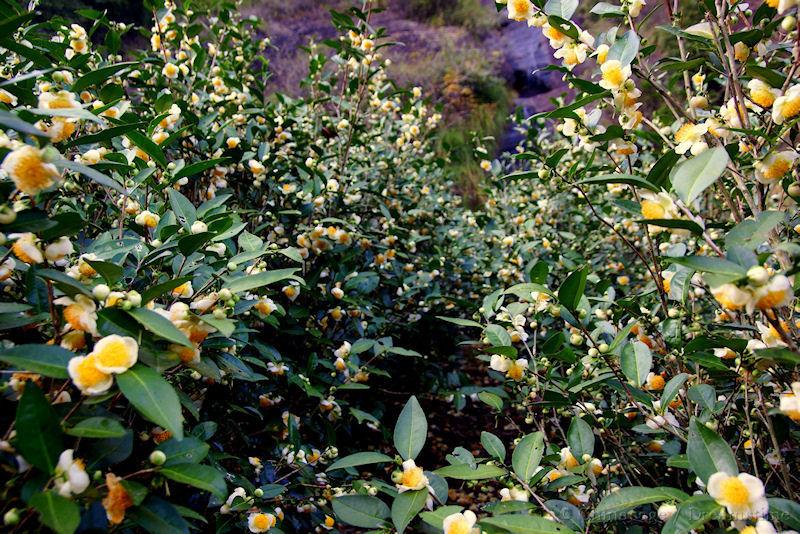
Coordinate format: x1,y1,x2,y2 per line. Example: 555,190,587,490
53,449,90,497
707,472,768,519
44,236,74,263
247,511,276,532
395,459,429,492
91,334,139,374
68,353,113,395
500,486,530,502
442,510,479,534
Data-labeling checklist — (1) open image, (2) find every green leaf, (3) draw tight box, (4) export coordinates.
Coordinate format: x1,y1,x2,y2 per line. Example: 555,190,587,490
141,276,193,304
30,491,80,534
127,496,190,534
620,341,652,387
128,130,168,167
558,266,588,310
485,324,512,347
647,150,681,188
160,464,226,499
661,373,689,407
670,256,747,278
84,259,124,285
662,495,721,534
769,498,800,530
544,0,579,19
65,417,126,438
577,173,660,192
392,488,427,533
725,211,785,250
36,268,92,297
173,158,229,182
394,396,427,461
590,2,625,15
0,344,72,378
15,382,62,473
55,159,127,194
672,147,729,204
156,437,209,465
167,189,196,229
71,61,139,92
327,451,395,471
478,391,503,410
544,500,585,531
437,316,484,328
127,307,192,347
688,384,716,411
433,463,506,480
481,431,506,462
332,495,390,529
117,364,184,440
753,347,800,365
636,218,704,234
224,268,301,294
482,514,577,534
686,418,737,484
66,121,147,147
512,432,545,483
567,417,595,459
607,30,640,66
591,486,689,521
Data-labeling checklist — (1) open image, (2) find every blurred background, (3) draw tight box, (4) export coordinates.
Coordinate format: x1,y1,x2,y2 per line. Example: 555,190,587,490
40,0,567,198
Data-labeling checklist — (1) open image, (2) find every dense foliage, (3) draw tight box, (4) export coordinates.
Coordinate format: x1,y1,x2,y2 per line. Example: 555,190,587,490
0,0,798,532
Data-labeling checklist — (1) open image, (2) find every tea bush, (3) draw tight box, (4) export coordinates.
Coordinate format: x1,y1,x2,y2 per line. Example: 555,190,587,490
0,0,798,533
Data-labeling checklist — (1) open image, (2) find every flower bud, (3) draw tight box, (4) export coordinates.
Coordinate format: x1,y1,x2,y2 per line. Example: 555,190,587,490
657,503,677,521
747,266,769,286
127,290,142,307
0,205,17,225
93,284,110,300
3,508,19,526
191,220,208,234
149,450,167,465
782,15,797,32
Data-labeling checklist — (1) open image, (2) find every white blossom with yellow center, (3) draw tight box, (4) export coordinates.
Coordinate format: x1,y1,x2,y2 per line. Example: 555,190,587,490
396,459,429,492
674,122,709,155
507,0,535,21
54,449,90,498
600,60,632,91
54,294,98,335
752,275,793,311
748,79,781,109
489,354,528,380
91,334,139,374
135,210,160,229
68,353,112,395
10,233,44,264
247,511,276,533
442,510,479,534
710,283,752,311
1,145,61,195
38,90,80,110
43,236,74,263
707,472,768,519
772,85,800,125
754,151,798,184
779,382,800,422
